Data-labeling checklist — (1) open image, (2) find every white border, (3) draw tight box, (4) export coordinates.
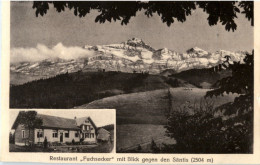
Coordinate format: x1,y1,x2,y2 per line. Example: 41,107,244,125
1,1,260,164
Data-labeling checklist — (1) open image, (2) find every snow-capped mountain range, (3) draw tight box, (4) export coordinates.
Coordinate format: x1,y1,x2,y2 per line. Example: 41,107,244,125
11,38,247,84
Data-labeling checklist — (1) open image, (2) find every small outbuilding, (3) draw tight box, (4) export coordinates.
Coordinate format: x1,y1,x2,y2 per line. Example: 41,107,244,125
97,128,111,142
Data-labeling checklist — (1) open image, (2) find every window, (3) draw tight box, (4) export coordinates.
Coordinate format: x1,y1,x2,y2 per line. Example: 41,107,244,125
52,131,58,138
75,133,78,137
37,131,43,138
22,130,25,138
85,133,94,138
83,125,91,130
65,132,69,138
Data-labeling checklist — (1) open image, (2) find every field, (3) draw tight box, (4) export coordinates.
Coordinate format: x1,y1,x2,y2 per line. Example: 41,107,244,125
116,124,175,152
76,87,238,125
76,87,238,151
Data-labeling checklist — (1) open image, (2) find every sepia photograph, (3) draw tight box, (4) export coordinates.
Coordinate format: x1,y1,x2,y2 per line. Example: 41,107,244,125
9,109,115,153
8,1,254,154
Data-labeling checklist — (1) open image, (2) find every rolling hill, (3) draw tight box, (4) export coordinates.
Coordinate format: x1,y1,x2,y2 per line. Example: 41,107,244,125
75,88,238,125
75,87,238,151
170,67,232,88
10,71,193,108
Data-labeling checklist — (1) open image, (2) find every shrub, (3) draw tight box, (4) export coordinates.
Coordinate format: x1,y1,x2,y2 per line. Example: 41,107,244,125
164,104,252,153
74,142,80,145
9,132,15,144
137,144,142,151
166,78,179,87
66,142,72,145
151,139,160,153
43,137,48,148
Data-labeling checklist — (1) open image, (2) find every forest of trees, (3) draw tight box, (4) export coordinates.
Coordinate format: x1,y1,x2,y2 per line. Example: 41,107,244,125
10,71,170,108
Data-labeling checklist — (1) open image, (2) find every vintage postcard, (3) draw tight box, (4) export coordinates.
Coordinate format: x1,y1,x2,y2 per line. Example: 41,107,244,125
1,0,260,164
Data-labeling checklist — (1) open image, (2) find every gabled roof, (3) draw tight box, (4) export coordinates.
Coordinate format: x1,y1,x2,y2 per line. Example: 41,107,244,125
12,113,80,130
75,117,97,130
37,114,79,130
97,128,110,134
97,128,111,140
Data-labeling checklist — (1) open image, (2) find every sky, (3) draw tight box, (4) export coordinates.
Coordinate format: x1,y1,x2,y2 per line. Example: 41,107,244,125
11,1,254,54
9,109,115,131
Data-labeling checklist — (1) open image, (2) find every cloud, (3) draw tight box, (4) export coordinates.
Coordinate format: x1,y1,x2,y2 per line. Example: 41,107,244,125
11,43,95,63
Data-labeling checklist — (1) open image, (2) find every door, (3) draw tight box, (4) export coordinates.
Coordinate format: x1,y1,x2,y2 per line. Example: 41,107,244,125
60,133,63,143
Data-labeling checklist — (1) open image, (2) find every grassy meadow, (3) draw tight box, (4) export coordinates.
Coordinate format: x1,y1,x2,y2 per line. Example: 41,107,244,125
76,87,238,151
